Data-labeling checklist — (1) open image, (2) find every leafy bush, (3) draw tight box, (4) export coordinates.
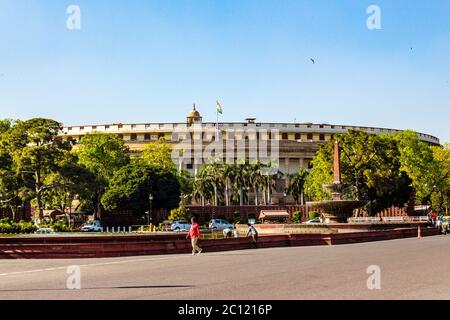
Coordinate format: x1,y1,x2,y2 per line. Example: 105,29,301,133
0,222,14,234
308,211,319,220
51,220,72,232
16,220,37,234
292,211,302,223
0,219,37,234
169,203,190,221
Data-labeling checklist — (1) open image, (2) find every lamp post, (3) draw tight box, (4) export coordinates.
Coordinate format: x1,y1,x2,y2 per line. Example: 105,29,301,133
148,194,153,226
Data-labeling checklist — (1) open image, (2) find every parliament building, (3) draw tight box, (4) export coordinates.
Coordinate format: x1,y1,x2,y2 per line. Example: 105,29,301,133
60,105,440,181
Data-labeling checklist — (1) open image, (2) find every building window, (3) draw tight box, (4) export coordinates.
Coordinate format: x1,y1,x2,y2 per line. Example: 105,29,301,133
172,133,179,141
319,134,325,141
118,124,123,129
144,133,151,141
130,134,137,141
307,133,313,140
68,127,72,131
118,134,124,140
92,126,97,130
319,125,324,129
268,132,272,140
295,133,301,140
105,125,110,129
282,133,288,140
158,133,165,140
228,132,235,140
80,126,84,130
186,163,193,170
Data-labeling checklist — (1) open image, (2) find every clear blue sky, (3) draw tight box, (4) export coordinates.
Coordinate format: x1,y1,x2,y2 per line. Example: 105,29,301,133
0,0,449,142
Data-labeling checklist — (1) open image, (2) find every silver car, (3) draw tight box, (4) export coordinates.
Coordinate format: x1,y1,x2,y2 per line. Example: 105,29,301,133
209,219,233,230
171,221,191,232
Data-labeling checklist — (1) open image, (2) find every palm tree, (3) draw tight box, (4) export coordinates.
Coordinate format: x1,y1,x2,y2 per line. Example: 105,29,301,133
286,168,309,205
201,160,224,207
221,164,236,206
261,164,283,205
248,162,263,205
235,160,249,206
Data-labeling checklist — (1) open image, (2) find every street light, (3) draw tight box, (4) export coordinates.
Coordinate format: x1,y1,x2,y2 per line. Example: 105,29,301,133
148,194,153,226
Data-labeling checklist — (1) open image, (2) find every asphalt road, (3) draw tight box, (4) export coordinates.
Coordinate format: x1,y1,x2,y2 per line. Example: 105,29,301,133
0,236,449,300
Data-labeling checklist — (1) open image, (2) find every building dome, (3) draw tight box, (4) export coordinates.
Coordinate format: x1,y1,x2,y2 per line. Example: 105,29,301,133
187,104,202,125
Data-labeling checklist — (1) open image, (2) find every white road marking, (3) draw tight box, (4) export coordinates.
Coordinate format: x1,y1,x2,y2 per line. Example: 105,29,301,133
0,254,192,278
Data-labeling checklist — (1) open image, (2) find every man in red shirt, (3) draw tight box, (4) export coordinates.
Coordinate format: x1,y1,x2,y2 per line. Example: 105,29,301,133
186,217,202,256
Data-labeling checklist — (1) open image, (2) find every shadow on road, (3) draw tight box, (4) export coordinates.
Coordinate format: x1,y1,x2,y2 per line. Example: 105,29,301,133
0,285,195,292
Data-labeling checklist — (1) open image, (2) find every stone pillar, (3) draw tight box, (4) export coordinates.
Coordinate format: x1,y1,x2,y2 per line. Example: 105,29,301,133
333,141,341,184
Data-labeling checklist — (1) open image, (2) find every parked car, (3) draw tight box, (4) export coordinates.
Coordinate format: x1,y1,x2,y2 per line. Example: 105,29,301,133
35,228,55,235
304,218,323,224
209,219,233,230
171,220,191,232
81,220,102,232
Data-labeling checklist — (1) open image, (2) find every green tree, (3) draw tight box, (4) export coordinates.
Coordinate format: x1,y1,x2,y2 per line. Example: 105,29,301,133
41,154,98,214
305,130,413,215
0,119,25,220
430,144,450,214
5,119,72,220
101,161,180,217
394,130,438,203
168,202,190,221
141,138,176,172
304,142,334,201
75,133,130,216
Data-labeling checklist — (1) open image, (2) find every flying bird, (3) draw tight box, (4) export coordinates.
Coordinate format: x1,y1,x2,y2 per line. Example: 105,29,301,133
310,58,315,64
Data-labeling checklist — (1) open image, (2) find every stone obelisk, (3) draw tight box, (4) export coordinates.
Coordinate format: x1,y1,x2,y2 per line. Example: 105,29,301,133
332,141,343,201
333,141,341,184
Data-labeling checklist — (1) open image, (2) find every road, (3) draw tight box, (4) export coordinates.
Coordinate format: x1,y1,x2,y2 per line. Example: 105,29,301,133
0,236,449,300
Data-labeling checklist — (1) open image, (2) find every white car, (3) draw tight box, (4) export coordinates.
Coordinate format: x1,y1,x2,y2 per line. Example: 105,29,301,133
304,218,323,224
35,228,55,235
81,220,102,232
209,219,233,230
171,221,191,232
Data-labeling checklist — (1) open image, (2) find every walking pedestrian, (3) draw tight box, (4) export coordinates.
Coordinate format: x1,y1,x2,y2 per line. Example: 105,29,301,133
436,216,443,233
246,223,258,247
186,217,202,255
432,213,438,227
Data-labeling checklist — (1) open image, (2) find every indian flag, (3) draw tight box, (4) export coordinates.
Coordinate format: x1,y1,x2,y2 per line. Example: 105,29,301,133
216,101,223,114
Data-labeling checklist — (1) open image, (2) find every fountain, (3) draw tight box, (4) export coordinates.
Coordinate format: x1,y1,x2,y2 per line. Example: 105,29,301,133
307,141,365,223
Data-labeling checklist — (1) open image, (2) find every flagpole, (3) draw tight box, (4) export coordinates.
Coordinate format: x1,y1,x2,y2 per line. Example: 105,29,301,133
216,102,219,141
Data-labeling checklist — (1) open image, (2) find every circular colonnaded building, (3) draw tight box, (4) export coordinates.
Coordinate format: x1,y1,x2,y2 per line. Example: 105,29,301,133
60,105,440,198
